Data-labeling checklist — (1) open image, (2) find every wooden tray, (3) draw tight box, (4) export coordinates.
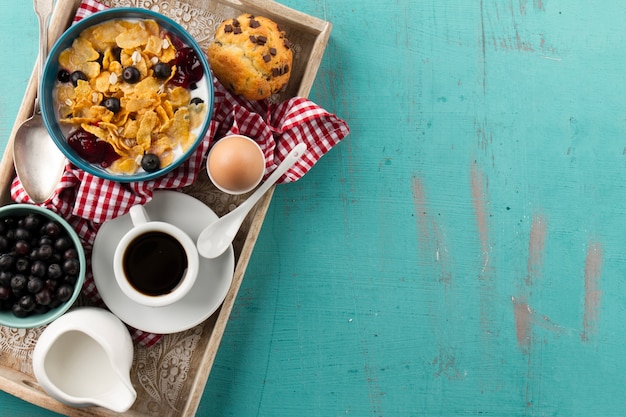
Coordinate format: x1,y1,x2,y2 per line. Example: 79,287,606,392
0,0,330,415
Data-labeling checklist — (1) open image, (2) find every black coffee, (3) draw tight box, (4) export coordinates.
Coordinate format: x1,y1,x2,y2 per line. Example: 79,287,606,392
123,231,188,296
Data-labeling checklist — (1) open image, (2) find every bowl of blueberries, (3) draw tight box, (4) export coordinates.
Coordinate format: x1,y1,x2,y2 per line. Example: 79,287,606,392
0,204,85,328
40,8,213,183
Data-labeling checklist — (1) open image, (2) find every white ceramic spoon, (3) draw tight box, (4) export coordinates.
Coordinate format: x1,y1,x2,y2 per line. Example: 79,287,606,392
197,143,307,259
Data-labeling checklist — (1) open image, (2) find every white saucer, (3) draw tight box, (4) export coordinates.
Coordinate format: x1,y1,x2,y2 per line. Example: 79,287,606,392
92,190,234,334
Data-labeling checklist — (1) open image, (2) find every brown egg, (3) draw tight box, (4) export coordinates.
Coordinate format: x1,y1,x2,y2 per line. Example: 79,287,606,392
207,135,265,194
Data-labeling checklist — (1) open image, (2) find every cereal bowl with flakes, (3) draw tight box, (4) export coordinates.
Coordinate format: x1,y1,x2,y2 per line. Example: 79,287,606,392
40,8,213,182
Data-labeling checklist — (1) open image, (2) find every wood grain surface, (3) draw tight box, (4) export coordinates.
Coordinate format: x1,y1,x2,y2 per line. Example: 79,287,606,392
2,0,626,416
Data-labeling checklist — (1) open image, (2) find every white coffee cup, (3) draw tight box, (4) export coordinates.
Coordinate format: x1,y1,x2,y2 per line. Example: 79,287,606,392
113,205,199,307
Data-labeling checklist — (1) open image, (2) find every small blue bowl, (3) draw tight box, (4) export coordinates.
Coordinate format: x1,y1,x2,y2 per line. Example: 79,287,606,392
40,8,214,182
0,205,86,329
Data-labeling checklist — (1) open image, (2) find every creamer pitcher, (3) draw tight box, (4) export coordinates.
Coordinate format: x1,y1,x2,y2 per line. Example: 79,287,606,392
33,307,136,412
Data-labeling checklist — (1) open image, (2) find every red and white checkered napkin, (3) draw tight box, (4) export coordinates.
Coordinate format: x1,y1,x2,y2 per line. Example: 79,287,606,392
10,0,349,346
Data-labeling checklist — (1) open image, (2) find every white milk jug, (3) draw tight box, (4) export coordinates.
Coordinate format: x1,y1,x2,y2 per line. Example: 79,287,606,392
33,307,137,412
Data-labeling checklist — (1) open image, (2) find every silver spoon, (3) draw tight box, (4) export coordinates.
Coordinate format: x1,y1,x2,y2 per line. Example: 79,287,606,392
197,143,307,259
13,0,66,204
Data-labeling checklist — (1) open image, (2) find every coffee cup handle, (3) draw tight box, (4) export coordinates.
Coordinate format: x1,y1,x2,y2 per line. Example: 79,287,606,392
129,205,150,226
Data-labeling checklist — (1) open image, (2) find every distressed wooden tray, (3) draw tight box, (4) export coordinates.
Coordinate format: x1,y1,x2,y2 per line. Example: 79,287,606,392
0,0,330,415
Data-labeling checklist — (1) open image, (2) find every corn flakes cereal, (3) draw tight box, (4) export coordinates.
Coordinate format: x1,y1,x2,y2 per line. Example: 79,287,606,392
54,18,208,175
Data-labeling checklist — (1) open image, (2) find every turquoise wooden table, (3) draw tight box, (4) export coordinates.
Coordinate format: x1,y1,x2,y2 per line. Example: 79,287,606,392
2,0,626,416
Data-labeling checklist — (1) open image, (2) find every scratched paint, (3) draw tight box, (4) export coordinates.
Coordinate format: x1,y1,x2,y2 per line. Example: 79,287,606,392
482,0,557,54
470,164,491,269
581,242,602,342
411,175,468,387
518,0,545,15
411,176,452,286
513,213,547,353
470,162,499,341
512,298,532,353
525,213,547,287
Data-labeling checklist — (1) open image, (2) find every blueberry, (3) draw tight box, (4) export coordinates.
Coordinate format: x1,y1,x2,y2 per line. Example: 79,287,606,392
19,294,37,312
153,62,171,79
64,248,78,259
15,240,30,255
15,258,30,273
35,289,52,306
63,274,78,285
10,274,27,291
63,258,80,275
45,278,59,291
15,228,30,240
38,236,53,247
0,236,9,252
23,214,42,231
47,264,63,280
37,244,53,260
54,236,72,253
11,303,29,318
122,66,141,83
31,260,46,277
0,271,12,287
102,97,121,113
51,252,62,264
57,69,70,83
0,254,15,271
27,277,44,294
43,221,62,237
0,286,12,300
56,284,74,302
70,70,88,87
141,153,160,172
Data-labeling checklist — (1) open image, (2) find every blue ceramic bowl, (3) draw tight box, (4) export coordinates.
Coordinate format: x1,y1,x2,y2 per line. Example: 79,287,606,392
40,8,213,182
0,205,86,328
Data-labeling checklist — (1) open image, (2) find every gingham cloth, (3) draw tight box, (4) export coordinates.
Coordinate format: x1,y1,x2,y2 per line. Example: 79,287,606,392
10,0,349,347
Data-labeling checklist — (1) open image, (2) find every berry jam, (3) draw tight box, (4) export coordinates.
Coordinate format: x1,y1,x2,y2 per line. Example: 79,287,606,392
170,47,203,88
67,128,120,168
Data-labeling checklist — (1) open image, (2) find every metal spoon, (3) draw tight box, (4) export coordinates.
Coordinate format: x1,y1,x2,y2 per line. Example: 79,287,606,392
13,0,66,204
197,143,307,259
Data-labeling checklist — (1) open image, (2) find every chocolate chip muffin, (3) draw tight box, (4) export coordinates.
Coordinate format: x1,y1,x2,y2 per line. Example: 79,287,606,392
208,14,293,100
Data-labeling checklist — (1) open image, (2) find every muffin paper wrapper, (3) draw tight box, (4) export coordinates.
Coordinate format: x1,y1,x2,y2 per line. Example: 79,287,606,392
9,0,350,347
